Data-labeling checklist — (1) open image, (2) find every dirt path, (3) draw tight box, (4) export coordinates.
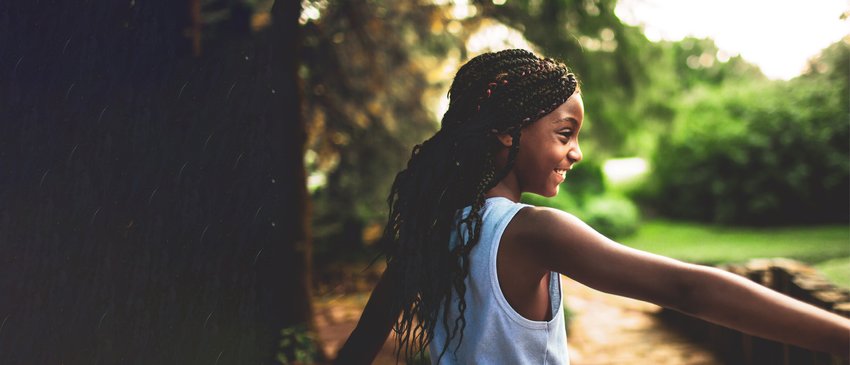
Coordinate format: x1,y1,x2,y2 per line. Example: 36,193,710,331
562,276,720,365
313,291,403,364
314,275,721,364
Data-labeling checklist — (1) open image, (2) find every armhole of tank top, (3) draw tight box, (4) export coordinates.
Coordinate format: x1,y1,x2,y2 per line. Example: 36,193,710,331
489,203,556,330
550,270,562,320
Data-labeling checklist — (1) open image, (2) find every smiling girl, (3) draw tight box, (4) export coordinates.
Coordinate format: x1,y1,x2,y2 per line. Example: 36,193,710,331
334,49,850,364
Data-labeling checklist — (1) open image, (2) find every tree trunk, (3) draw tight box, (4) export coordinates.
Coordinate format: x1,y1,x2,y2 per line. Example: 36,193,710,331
0,1,316,363
260,0,321,361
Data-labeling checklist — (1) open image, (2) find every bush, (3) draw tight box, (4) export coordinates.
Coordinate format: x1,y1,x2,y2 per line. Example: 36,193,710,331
582,194,640,239
643,60,849,225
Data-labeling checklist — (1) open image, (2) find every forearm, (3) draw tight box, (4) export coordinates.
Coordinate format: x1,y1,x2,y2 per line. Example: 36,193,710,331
682,265,850,356
334,266,400,364
335,320,393,365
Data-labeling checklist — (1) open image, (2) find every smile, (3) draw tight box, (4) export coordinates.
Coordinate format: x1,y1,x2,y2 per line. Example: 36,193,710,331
554,168,568,178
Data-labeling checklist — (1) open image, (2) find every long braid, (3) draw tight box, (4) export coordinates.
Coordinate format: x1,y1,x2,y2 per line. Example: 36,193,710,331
381,49,578,362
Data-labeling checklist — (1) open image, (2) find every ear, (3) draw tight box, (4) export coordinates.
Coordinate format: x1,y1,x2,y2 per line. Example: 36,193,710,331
495,132,513,147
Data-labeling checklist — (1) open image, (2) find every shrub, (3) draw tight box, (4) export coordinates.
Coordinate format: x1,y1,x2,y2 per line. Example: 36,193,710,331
644,67,849,225
277,325,317,365
582,194,640,239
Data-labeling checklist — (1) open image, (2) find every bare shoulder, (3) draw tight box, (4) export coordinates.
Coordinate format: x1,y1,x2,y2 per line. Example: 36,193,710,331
514,204,575,222
512,204,698,306
510,204,594,245
505,204,611,271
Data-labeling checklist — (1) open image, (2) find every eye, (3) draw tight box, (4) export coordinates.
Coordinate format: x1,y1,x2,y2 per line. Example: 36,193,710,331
558,129,573,140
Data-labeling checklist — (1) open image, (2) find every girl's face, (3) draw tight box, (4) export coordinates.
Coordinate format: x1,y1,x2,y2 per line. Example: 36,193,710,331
508,93,584,197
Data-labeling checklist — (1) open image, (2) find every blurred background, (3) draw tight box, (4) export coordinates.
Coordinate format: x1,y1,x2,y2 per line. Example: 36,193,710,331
299,1,849,363
1,0,847,364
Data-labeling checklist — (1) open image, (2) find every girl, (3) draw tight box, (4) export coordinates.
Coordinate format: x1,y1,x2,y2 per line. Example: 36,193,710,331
335,49,850,364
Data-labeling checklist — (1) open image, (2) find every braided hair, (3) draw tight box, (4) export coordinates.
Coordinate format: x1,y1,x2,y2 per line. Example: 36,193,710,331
380,49,578,362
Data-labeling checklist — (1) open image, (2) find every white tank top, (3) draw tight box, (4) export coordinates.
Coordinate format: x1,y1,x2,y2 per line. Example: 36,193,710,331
429,196,570,364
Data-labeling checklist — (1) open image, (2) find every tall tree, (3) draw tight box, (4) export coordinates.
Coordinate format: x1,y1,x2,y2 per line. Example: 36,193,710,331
0,0,316,363
264,0,321,361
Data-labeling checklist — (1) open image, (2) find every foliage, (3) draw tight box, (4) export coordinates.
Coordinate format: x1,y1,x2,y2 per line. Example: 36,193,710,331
620,36,767,155
301,1,479,254
658,37,766,89
277,325,317,365
582,194,640,238
640,39,849,225
801,36,850,99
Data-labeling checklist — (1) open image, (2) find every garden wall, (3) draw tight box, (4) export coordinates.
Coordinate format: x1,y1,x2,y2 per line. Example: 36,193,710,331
659,258,850,365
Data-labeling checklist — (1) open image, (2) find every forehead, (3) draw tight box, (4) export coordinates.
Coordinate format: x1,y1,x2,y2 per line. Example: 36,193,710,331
539,94,584,127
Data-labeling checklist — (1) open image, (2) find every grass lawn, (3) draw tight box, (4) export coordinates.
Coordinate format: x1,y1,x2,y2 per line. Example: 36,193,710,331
619,220,850,286
814,257,850,289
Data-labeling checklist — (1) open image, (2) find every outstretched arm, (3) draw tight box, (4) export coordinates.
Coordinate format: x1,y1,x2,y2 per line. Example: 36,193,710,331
669,261,849,355
518,207,850,356
334,264,400,364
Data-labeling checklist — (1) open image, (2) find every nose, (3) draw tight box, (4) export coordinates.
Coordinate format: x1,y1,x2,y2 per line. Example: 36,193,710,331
568,145,582,164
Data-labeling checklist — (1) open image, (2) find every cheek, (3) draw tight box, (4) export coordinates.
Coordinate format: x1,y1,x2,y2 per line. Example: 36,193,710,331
527,157,556,184
519,145,559,173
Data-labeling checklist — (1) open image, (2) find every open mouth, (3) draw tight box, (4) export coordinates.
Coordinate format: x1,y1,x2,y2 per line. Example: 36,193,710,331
554,168,568,178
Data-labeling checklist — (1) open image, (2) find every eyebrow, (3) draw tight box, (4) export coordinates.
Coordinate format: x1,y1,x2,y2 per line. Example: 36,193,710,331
553,117,579,126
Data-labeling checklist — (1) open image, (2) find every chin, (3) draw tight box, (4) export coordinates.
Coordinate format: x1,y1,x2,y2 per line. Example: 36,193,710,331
540,186,559,198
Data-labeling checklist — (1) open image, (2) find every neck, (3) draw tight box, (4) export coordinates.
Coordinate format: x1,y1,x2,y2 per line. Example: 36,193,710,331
484,171,521,203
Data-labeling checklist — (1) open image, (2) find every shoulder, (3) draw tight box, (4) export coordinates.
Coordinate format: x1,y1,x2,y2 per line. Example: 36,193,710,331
507,204,628,275
514,204,578,223
510,204,697,305
510,204,591,244
505,204,608,266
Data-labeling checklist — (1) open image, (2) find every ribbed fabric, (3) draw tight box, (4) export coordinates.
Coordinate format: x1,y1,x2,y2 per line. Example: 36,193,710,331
429,197,570,364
